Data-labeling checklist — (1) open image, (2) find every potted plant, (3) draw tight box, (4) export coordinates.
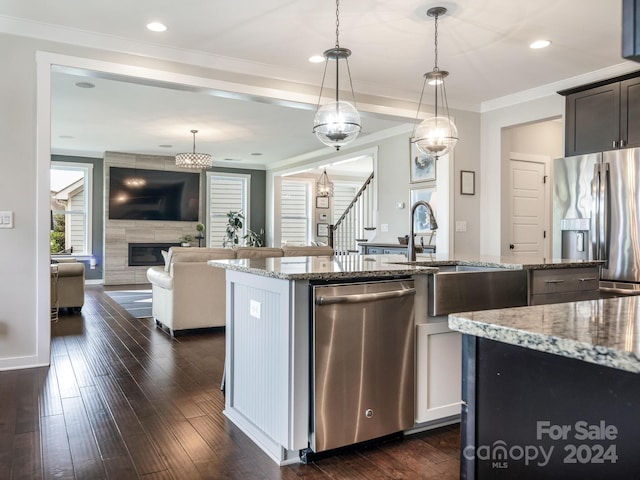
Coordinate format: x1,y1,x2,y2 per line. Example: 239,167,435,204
195,223,205,246
179,234,194,247
223,211,244,247
223,211,264,248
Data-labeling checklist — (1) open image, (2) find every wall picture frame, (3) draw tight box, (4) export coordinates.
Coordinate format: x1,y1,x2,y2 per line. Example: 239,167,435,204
410,186,437,234
460,170,475,195
409,140,436,183
316,196,329,209
316,223,329,237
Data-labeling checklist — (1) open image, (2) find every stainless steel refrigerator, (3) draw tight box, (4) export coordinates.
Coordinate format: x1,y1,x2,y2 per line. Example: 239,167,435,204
553,148,640,293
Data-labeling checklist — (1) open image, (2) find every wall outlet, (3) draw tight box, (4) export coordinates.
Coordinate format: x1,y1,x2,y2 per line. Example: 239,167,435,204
396,202,405,209
0,211,14,228
455,221,467,232
250,299,261,319
381,223,389,232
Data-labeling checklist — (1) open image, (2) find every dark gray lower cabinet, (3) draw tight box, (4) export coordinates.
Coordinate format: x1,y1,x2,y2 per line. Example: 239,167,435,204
461,336,640,479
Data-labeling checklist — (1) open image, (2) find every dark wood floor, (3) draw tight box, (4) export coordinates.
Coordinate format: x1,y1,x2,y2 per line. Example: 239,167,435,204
0,284,460,479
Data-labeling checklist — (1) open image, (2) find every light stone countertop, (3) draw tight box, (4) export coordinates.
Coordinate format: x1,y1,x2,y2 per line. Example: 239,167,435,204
209,253,602,281
413,252,603,270
209,254,439,280
449,296,640,374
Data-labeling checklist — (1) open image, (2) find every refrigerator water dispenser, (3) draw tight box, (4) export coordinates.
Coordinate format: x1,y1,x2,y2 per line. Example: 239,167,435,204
560,218,590,260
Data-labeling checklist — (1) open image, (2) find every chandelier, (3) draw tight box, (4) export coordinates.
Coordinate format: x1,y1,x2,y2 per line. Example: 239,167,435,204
312,0,361,150
175,130,213,168
411,7,458,158
316,168,334,197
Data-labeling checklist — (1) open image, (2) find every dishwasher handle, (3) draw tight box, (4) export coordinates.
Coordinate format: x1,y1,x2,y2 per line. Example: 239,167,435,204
315,287,416,305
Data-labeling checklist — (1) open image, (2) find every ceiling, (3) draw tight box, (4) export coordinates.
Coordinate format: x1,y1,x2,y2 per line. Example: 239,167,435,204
1,0,637,169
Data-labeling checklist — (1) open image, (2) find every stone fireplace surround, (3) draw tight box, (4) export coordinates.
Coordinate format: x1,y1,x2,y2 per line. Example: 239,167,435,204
104,152,199,285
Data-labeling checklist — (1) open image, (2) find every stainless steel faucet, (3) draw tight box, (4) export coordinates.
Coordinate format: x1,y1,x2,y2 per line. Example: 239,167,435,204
408,200,438,261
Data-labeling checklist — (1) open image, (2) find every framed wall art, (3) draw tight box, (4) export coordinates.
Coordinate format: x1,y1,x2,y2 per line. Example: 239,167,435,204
316,223,329,237
410,186,437,234
409,140,436,183
316,196,329,208
460,170,475,195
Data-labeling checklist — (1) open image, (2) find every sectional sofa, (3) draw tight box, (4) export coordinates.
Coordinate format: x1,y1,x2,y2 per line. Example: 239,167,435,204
146,245,334,335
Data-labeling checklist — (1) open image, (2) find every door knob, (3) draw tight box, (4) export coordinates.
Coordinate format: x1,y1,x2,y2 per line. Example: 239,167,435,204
509,244,514,250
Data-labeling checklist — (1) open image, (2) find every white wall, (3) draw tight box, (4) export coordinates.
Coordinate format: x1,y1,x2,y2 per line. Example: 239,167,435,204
480,95,565,255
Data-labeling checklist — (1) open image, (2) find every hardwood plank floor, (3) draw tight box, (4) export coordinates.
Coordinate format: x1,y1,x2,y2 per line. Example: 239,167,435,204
0,284,460,479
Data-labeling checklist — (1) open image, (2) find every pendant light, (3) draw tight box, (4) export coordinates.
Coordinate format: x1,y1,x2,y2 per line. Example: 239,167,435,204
175,129,213,168
313,0,361,150
411,7,458,158
316,168,334,197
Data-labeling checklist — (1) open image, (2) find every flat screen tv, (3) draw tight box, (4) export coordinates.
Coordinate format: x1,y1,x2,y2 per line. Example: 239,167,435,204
108,167,200,221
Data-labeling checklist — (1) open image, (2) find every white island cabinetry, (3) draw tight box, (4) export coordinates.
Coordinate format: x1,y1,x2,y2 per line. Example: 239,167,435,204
224,269,311,465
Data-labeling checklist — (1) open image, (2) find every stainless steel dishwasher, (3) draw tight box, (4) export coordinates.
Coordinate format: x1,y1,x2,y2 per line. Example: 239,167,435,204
310,279,415,453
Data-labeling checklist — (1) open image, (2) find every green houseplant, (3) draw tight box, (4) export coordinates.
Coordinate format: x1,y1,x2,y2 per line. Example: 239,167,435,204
179,234,194,246
223,210,264,247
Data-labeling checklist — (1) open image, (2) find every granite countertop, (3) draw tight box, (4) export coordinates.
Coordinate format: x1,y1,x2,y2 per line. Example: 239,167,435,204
411,253,603,270
449,296,640,374
209,253,603,280
209,254,439,280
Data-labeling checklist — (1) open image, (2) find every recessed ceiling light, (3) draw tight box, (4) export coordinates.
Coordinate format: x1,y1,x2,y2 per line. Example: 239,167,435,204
59,135,74,139
223,158,242,162
147,22,167,32
309,55,326,63
158,144,173,148
251,152,263,156
75,82,95,88
530,40,551,49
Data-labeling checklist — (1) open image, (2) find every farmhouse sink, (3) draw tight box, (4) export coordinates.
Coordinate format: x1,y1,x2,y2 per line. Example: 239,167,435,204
427,267,527,316
385,261,528,316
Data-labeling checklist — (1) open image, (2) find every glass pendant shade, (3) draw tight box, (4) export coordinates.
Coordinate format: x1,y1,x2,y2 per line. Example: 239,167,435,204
316,168,334,197
176,130,213,168
313,100,361,150
414,115,458,157
411,6,459,159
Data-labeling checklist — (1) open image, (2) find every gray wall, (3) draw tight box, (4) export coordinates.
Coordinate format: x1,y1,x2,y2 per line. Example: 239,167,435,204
51,154,104,280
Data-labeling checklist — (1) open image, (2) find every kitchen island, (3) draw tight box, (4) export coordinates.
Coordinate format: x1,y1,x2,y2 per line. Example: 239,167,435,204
210,254,603,465
449,297,640,479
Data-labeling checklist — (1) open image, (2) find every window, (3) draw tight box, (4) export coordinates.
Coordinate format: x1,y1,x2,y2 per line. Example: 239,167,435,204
206,173,250,247
281,179,311,245
50,162,93,255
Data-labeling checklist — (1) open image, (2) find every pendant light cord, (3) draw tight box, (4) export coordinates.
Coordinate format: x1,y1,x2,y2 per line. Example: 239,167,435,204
335,0,340,48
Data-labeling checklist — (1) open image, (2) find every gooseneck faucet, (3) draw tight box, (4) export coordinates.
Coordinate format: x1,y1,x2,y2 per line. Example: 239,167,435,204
408,200,438,261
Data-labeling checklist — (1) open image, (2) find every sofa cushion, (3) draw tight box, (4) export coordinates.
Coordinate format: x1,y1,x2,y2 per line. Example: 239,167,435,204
282,245,334,257
53,262,85,277
236,247,284,259
169,247,236,264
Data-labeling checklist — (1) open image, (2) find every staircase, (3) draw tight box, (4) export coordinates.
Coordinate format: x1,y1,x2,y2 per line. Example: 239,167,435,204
329,172,375,255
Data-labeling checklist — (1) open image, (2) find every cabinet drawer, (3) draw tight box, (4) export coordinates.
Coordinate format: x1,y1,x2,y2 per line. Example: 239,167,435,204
530,267,599,295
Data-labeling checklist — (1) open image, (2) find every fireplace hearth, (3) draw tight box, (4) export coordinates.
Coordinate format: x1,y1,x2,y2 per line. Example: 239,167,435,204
128,242,180,267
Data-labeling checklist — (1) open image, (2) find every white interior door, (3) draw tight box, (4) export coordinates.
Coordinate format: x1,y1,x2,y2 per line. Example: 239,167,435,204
508,159,546,256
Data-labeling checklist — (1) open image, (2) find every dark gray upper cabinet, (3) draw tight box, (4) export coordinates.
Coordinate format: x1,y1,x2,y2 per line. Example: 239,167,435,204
621,77,640,148
562,74,640,156
564,83,619,156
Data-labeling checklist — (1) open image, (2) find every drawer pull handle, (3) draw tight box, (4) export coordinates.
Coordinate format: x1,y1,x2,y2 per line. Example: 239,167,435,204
578,277,598,282
544,280,565,284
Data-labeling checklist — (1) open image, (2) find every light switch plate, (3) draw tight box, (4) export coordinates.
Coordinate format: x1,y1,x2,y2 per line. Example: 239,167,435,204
250,299,261,319
0,211,13,228
455,220,467,232
381,224,389,232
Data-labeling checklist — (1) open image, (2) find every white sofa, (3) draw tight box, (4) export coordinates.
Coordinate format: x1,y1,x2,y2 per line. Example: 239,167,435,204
146,245,333,335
